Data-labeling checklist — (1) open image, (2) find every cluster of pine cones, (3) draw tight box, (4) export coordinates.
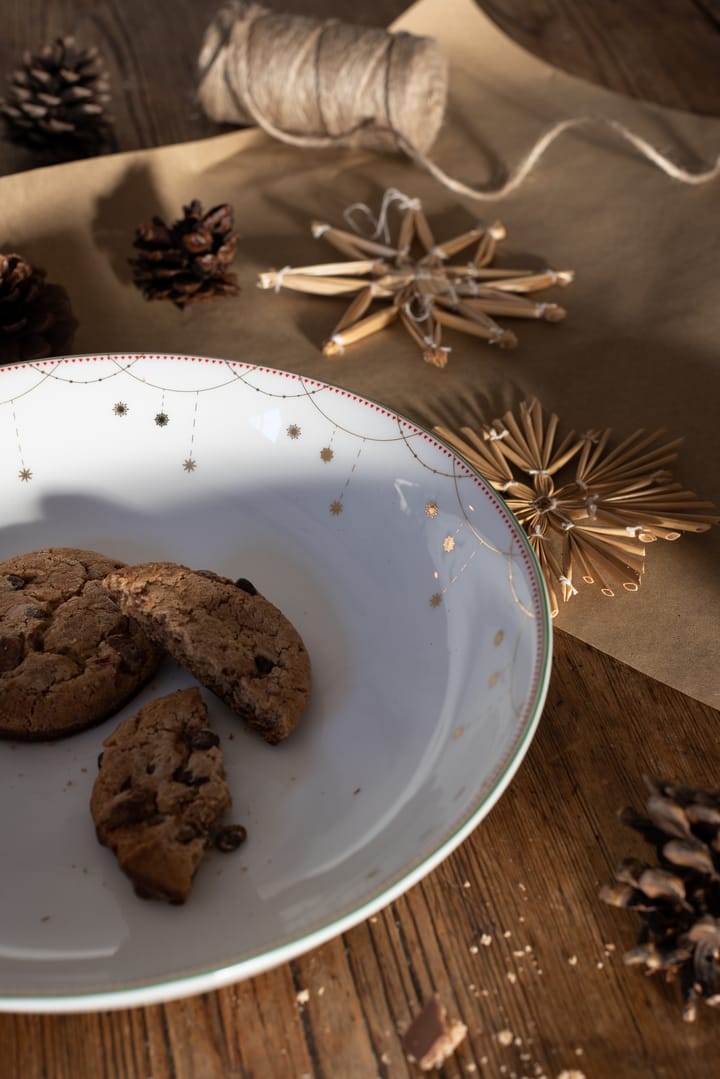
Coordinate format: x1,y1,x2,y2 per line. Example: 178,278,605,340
0,35,240,364
601,777,720,1022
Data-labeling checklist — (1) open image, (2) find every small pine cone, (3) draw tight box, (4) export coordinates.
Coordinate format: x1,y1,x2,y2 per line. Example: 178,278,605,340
0,35,112,156
600,777,720,1022
130,200,240,309
0,253,78,364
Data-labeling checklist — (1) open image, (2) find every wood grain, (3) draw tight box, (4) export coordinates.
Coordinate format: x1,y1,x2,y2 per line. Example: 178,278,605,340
2,630,719,1077
1,2,719,1077
478,0,720,115
0,1,718,178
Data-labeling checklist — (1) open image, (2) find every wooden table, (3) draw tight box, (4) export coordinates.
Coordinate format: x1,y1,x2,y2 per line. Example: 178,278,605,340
1,4,719,1076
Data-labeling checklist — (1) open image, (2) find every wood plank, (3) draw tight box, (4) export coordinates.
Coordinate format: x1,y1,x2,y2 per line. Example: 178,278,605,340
477,0,720,114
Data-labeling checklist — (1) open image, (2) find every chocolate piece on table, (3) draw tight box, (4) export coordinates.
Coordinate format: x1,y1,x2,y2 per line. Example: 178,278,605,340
401,993,468,1071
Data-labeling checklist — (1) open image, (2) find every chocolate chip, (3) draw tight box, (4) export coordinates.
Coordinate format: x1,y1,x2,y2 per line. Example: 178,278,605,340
106,790,157,829
0,634,23,673
23,606,45,621
106,633,143,672
187,727,220,751
212,824,247,852
145,762,156,775
4,574,25,590
254,654,274,675
176,821,207,844
235,577,257,596
172,766,210,787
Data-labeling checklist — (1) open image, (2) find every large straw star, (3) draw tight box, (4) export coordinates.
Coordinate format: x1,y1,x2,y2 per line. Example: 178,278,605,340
257,191,573,367
435,399,719,615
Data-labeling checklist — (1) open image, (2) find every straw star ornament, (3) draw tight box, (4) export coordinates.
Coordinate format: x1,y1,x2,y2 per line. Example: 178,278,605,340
258,191,574,366
435,400,718,616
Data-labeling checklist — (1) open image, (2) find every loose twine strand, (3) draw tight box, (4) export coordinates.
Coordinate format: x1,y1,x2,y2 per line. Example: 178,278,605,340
197,2,720,200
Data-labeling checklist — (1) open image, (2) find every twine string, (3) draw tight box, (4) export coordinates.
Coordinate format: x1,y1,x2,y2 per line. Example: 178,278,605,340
392,116,720,200
197,3,720,198
273,265,291,293
404,295,433,323
344,187,421,241
198,1,447,154
559,574,579,596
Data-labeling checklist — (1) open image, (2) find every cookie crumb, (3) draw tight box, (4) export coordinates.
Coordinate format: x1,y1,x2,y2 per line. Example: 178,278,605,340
567,955,578,966
557,1071,586,1079
401,994,467,1071
506,972,517,984
469,944,479,954
480,933,493,946
497,1029,514,1047
296,988,310,1005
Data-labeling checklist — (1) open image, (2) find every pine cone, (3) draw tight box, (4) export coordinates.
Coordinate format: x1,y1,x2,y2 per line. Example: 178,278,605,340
600,777,720,1022
0,253,78,364
130,200,240,309
0,35,112,156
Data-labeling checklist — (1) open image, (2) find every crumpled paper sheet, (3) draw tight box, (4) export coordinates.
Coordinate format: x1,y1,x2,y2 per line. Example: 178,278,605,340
1,0,718,706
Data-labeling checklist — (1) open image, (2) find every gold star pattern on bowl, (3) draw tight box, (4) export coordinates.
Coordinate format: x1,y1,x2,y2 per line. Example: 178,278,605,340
257,193,573,367
435,399,719,615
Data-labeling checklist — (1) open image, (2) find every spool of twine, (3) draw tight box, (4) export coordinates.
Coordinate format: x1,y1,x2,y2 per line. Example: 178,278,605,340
197,1,448,156
197,2,720,197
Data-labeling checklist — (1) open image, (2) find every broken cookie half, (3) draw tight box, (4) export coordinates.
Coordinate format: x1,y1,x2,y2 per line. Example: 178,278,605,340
91,686,243,903
102,562,311,744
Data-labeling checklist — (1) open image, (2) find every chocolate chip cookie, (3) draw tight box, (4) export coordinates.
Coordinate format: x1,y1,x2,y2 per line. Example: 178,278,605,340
0,547,163,740
91,686,238,903
102,562,311,744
